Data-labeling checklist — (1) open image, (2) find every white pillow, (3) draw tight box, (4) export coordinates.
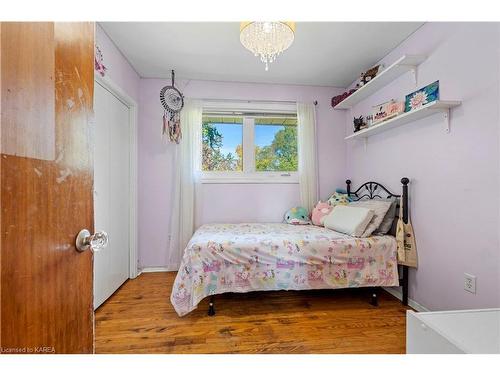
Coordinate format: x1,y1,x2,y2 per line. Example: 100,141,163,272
349,200,393,237
323,205,375,237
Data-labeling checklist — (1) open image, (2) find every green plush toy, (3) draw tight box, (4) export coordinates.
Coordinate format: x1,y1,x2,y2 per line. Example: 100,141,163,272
284,206,311,225
327,192,351,207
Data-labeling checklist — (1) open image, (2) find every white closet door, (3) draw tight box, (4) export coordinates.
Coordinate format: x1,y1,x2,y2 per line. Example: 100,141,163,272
93,82,131,309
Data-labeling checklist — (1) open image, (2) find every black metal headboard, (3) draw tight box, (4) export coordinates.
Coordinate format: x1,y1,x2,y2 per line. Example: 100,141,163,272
346,177,410,226
346,177,411,306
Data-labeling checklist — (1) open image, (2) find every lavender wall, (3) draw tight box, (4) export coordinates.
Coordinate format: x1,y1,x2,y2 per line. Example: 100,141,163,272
98,22,500,311
138,79,345,268
95,24,140,102
345,23,500,310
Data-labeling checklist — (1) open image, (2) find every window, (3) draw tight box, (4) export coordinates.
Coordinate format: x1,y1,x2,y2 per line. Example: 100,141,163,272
255,117,298,172
201,106,298,183
202,116,243,172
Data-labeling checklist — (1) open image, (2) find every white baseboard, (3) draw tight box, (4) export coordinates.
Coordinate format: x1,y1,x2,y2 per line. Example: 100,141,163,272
383,286,429,312
139,264,179,275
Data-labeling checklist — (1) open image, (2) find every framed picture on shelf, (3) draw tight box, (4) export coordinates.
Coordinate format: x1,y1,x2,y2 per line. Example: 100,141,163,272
372,100,405,125
405,80,440,112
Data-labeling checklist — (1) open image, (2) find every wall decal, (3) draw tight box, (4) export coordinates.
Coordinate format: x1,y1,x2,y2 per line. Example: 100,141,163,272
94,45,107,77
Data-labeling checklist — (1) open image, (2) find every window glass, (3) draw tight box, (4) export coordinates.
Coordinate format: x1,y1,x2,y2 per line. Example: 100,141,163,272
254,117,298,172
202,116,243,172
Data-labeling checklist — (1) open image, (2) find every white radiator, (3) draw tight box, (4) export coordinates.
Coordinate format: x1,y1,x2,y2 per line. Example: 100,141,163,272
406,308,500,354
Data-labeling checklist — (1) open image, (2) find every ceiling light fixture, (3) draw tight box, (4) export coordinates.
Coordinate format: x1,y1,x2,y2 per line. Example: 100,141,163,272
240,22,295,71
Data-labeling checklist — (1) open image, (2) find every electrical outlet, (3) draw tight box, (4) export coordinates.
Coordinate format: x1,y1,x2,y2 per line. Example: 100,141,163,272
464,273,476,294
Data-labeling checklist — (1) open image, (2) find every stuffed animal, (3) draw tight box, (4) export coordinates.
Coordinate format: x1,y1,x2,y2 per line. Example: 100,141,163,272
284,207,311,225
353,115,367,132
311,201,333,226
331,89,356,108
361,65,381,85
335,188,350,195
327,192,351,207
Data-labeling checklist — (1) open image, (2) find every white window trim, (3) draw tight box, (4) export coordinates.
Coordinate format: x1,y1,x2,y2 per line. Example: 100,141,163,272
200,102,299,184
200,171,299,184
202,100,296,114
242,117,255,174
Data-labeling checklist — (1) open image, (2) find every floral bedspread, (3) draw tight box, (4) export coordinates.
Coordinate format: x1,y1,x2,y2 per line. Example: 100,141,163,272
171,223,399,316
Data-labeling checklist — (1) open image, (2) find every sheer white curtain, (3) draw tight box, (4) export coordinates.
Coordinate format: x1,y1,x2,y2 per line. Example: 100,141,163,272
297,102,318,212
168,100,202,269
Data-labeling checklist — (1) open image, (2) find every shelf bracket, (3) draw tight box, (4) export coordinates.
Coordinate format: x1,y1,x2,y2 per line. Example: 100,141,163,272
410,67,418,86
443,109,450,133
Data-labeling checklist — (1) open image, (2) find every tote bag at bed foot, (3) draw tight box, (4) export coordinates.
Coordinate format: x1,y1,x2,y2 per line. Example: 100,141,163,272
396,197,418,268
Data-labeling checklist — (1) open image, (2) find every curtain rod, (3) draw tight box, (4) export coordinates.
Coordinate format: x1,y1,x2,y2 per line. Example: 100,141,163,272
196,98,318,105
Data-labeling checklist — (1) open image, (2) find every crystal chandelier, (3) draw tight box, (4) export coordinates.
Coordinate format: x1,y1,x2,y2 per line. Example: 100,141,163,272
240,22,296,71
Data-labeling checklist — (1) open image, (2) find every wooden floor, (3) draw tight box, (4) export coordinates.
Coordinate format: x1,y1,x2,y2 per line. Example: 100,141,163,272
95,272,411,354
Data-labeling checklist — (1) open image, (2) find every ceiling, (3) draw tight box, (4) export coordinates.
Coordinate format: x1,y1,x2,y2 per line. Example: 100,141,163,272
101,22,423,87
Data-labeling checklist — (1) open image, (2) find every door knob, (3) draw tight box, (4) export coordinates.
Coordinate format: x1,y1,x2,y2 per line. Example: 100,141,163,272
76,229,108,252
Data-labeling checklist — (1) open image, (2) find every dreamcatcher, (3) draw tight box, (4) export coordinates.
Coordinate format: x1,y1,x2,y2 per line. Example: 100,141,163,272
160,70,184,144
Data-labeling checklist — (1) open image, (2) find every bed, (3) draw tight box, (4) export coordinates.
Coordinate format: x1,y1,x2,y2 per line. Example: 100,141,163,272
170,178,410,317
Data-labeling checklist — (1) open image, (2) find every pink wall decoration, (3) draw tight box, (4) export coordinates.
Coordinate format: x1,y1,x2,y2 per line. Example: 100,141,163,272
94,45,107,77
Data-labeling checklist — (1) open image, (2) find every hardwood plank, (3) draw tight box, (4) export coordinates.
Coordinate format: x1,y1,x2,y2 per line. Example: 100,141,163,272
95,272,411,354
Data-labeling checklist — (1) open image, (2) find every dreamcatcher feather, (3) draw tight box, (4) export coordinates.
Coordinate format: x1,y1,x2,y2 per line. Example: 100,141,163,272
160,70,184,144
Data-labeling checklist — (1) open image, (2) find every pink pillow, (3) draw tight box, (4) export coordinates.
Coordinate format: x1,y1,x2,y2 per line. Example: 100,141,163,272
311,201,333,226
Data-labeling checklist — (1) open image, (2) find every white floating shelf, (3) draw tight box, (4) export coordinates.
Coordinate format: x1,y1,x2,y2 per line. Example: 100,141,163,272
334,54,427,109
344,100,461,140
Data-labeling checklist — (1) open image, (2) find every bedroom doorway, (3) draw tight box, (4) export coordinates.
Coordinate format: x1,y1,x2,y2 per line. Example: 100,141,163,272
93,76,138,309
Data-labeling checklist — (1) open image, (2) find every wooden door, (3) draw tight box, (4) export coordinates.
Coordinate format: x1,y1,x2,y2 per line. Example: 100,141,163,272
1,22,95,354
